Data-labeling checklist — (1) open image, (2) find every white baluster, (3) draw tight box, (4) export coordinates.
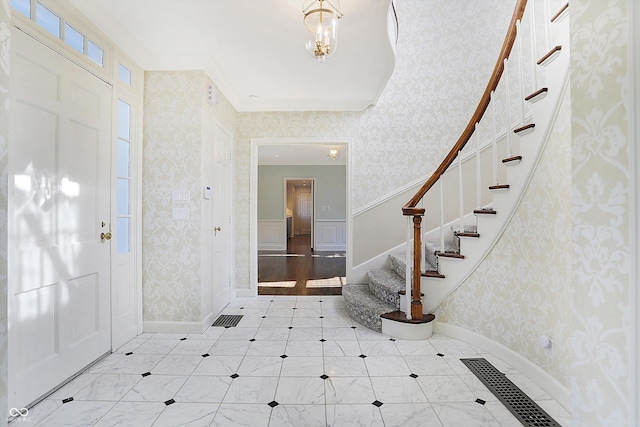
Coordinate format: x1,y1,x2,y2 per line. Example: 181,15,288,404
529,0,538,90
516,20,525,124
421,234,426,274
440,179,445,253
490,91,498,186
475,123,481,210
405,216,412,320
458,151,464,232
544,0,551,53
504,58,513,158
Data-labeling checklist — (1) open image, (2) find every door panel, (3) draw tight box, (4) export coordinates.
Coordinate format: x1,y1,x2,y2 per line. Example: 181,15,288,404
9,29,112,408
296,187,312,235
212,124,232,316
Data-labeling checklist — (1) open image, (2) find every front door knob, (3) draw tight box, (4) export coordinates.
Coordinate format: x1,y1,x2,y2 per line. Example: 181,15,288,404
100,232,112,241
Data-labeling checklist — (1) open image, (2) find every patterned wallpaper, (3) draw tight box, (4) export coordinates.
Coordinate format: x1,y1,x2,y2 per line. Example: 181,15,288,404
0,0,8,423
437,1,635,424
142,70,237,323
233,0,515,290
435,85,573,387
569,1,632,425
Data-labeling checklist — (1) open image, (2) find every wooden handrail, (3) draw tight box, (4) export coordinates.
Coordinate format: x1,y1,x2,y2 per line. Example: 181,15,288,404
403,0,527,211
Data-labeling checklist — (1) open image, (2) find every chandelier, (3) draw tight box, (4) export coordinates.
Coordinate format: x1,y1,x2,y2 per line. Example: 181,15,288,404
302,0,343,63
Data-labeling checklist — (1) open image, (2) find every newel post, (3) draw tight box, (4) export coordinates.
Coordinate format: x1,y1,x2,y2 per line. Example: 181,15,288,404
403,207,425,319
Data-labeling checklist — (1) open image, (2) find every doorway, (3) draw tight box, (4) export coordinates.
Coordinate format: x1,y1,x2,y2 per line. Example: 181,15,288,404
286,179,314,252
252,140,351,296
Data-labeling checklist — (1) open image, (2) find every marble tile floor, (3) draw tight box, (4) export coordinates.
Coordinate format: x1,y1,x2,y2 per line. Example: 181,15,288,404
20,296,570,426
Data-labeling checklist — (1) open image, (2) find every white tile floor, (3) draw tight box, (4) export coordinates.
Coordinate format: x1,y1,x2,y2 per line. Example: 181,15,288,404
21,296,570,426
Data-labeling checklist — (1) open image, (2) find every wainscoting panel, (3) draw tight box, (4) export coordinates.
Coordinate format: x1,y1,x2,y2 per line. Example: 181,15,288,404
315,220,347,252
258,220,286,250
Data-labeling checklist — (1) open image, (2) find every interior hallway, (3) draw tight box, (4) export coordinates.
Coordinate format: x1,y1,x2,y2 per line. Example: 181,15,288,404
20,295,570,426
258,235,345,296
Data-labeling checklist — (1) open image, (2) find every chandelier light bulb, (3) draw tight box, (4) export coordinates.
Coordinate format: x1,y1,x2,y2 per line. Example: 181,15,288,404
303,0,342,62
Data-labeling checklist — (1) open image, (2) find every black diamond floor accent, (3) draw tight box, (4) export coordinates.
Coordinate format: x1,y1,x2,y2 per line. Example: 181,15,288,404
262,316,267,319
288,326,293,329
319,339,326,342
350,326,357,329
319,316,324,319
359,354,367,358
372,400,383,407
180,337,187,341
410,374,418,379
320,374,329,380
202,353,210,358
476,398,486,405
125,352,133,356
212,314,243,327
461,358,561,427
249,338,256,342
164,399,175,406
268,401,279,408
141,372,151,377
62,397,74,404
230,373,239,379
437,353,445,357
280,354,288,359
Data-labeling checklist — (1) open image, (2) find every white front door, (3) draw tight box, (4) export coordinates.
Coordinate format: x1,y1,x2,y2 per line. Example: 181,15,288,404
212,124,232,315
8,29,112,408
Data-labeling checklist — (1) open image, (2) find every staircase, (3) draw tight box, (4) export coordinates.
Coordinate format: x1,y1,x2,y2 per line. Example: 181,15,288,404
344,0,570,339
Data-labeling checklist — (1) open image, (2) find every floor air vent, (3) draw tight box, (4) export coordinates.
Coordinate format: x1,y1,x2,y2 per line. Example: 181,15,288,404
211,314,243,327
461,358,561,427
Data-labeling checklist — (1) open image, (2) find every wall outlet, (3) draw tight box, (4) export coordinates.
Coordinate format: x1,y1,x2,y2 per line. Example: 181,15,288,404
539,335,553,358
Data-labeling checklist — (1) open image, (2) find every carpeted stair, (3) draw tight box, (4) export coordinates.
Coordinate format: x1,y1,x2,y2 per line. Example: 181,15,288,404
344,230,466,332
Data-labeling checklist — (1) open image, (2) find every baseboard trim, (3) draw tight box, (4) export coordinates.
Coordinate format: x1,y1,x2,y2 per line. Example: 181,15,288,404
434,322,570,412
143,320,205,334
314,244,347,252
235,288,253,298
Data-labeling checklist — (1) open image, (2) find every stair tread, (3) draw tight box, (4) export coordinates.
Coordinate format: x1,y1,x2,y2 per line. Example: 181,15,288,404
502,155,522,164
389,253,437,279
525,88,548,101
381,311,435,325
343,284,396,332
343,284,395,312
422,270,445,278
514,123,535,133
474,208,497,215
368,269,405,308
436,251,465,259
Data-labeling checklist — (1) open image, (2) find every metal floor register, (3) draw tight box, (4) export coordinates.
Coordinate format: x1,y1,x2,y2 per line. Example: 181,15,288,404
211,314,243,328
461,358,561,427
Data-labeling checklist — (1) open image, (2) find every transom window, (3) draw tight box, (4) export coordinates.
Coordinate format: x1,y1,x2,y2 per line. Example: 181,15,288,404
11,0,105,67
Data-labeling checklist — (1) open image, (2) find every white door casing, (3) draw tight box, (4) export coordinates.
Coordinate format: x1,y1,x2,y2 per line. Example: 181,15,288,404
212,124,233,316
8,29,112,408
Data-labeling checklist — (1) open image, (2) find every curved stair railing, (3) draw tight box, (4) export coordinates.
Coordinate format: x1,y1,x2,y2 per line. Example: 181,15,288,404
399,0,569,321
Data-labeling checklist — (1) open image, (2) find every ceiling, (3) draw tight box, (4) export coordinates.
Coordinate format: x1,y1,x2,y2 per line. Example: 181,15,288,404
69,0,397,112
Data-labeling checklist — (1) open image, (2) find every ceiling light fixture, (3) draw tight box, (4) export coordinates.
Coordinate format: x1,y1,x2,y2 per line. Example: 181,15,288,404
328,147,339,160
303,0,343,63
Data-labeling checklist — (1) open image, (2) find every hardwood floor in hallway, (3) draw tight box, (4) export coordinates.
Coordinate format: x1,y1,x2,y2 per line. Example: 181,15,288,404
258,235,345,296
